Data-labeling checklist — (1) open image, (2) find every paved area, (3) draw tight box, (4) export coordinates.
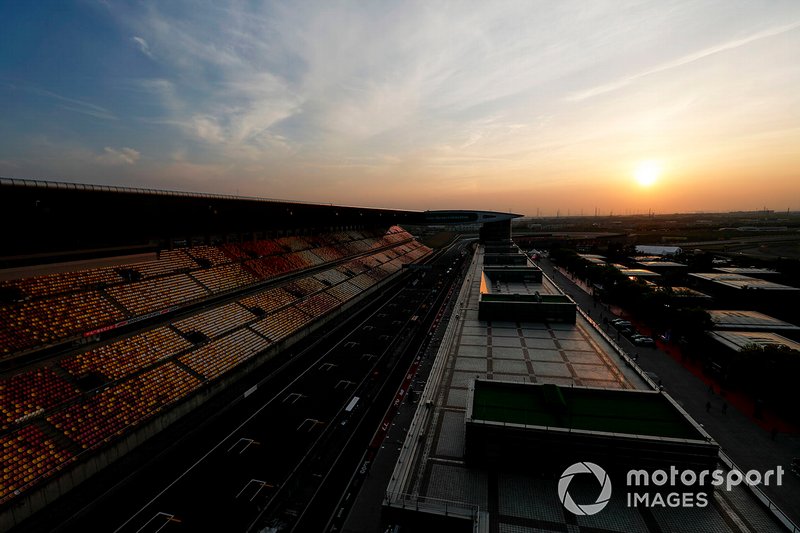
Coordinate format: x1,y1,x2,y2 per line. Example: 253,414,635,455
537,255,800,528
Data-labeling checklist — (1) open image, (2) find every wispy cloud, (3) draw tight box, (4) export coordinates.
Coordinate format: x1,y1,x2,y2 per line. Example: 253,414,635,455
96,147,141,165
567,20,800,102
26,86,116,120
131,36,153,58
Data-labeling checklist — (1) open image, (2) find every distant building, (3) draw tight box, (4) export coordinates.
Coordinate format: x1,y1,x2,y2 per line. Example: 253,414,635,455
708,310,800,340
635,245,682,256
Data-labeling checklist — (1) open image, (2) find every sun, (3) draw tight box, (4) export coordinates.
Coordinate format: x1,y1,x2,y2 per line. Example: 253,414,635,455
634,160,661,187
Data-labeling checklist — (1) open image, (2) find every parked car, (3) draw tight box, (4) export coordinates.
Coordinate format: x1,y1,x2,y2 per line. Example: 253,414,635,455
632,335,655,347
612,320,632,329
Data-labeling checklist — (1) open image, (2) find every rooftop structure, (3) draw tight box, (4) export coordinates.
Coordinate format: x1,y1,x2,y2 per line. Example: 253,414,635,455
478,266,576,322
713,267,780,277
654,286,713,306
578,253,607,265
689,273,799,292
465,379,717,474
636,260,687,270
635,245,682,256
708,310,800,334
617,267,661,279
707,330,800,353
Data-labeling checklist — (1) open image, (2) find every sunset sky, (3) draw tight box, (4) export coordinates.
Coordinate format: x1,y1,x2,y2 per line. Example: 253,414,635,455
1,1,798,215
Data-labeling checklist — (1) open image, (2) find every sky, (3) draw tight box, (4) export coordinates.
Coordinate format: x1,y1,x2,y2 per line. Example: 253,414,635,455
1,1,798,215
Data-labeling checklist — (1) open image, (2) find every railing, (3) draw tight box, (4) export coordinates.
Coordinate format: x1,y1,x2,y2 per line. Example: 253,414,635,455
384,491,481,520
718,450,799,533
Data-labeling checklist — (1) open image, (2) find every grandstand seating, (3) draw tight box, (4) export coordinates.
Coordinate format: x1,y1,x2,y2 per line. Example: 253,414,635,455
124,250,198,279
0,268,121,300
313,267,350,286
244,255,297,280
239,239,286,258
1,368,79,430
0,292,126,355
310,246,347,262
239,287,298,315
106,274,209,316
249,307,313,343
0,226,432,508
0,424,74,504
48,363,200,449
173,303,255,340
60,327,192,381
296,293,340,319
349,273,379,291
190,263,260,294
179,329,270,381
185,245,230,267
274,236,312,252
325,281,362,303
285,276,328,297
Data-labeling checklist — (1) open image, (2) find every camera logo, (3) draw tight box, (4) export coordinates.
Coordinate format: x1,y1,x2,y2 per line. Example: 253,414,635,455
558,462,612,515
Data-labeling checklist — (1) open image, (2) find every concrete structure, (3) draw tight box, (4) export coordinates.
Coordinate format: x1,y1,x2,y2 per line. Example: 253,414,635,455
382,243,786,532
464,379,718,475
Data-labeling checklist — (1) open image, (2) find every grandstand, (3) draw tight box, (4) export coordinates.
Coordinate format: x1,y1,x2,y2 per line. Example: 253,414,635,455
0,179,442,528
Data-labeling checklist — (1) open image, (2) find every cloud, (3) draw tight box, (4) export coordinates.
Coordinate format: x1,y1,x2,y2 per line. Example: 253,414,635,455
12,85,117,120
4,1,794,214
132,36,153,58
96,147,141,165
567,19,800,102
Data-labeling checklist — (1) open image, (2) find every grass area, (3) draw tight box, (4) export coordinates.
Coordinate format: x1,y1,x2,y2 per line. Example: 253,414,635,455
472,382,700,440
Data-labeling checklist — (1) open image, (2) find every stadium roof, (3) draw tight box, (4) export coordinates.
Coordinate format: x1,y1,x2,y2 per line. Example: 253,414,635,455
708,310,800,332
0,178,519,266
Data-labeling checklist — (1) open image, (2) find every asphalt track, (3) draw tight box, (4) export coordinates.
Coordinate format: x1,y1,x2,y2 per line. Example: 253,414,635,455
20,238,471,533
